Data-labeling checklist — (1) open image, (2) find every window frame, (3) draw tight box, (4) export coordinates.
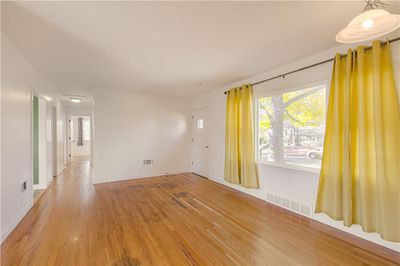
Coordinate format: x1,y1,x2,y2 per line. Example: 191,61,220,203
254,80,329,173
83,118,91,141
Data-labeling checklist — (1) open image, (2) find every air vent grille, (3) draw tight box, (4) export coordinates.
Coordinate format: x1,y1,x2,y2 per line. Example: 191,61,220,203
143,159,154,165
265,191,312,218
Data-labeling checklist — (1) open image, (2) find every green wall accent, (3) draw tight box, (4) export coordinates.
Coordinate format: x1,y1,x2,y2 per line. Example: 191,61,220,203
33,96,39,185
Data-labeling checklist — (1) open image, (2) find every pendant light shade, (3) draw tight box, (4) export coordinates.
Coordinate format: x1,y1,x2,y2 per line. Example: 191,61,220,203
336,3,400,43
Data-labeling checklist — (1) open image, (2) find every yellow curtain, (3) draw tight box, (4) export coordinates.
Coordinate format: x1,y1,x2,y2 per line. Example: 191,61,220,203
315,41,400,242
224,84,259,189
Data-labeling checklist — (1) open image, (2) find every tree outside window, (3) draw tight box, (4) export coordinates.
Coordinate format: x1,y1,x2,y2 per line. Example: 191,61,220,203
258,85,326,168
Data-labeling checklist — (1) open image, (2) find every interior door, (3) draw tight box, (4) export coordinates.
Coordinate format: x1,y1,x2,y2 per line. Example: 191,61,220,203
191,108,209,178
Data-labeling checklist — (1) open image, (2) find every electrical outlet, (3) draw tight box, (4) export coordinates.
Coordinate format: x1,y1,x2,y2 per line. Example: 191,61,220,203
22,181,27,192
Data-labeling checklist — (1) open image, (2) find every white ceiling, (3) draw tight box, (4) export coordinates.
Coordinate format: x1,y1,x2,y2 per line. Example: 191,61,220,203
2,1,399,98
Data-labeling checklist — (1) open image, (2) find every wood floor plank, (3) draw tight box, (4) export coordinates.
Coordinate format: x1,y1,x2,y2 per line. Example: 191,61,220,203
1,157,399,265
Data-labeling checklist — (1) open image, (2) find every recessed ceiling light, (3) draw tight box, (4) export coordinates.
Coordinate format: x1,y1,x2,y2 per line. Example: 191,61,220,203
70,98,82,103
336,0,400,43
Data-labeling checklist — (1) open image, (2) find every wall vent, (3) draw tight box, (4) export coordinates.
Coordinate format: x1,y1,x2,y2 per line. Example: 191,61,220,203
143,159,154,165
273,195,282,205
290,201,300,212
266,193,274,202
300,204,311,216
282,197,291,209
265,191,312,218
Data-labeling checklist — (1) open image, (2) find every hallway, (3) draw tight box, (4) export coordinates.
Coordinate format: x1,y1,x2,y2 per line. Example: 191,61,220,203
1,157,94,265
1,158,398,265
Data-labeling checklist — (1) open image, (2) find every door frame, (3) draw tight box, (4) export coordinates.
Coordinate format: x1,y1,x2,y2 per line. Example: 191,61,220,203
66,112,94,166
52,106,57,177
31,90,49,190
191,107,210,179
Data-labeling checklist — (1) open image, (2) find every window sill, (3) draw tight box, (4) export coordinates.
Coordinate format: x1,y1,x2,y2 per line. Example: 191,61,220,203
256,160,321,174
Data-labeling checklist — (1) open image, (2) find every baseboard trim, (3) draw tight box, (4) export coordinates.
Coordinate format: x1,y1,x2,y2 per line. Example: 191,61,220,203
0,201,33,244
55,167,65,177
94,169,189,184
191,172,209,179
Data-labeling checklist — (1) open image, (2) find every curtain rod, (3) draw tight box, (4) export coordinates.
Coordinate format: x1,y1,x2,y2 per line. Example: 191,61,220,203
224,37,400,94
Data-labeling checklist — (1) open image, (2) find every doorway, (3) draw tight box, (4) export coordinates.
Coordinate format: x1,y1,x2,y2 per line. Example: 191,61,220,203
32,94,52,202
191,108,209,178
68,116,91,160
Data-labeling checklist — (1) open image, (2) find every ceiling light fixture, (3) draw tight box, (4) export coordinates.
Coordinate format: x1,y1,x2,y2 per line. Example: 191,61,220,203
70,98,82,103
43,95,52,101
336,0,400,43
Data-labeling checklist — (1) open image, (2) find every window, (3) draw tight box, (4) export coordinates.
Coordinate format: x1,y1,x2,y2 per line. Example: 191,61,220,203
83,118,91,141
257,84,326,169
197,119,204,129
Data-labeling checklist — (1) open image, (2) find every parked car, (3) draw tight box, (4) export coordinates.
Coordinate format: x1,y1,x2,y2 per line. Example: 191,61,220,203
307,147,323,159
259,144,273,160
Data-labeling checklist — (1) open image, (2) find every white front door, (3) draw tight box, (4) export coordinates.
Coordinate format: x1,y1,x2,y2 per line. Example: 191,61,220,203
191,108,209,178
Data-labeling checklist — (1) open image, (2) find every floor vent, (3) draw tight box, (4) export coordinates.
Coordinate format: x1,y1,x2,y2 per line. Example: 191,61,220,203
266,193,274,202
291,200,300,212
300,204,311,216
266,192,312,218
273,195,282,205
282,198,291,209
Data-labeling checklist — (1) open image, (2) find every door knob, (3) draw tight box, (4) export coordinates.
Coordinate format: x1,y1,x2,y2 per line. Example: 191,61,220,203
205,146,209,148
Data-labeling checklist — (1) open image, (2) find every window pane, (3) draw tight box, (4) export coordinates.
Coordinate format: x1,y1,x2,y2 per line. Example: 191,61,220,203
258,97,273,160
258,85,326,168
197,119,204,129
83,119,90,141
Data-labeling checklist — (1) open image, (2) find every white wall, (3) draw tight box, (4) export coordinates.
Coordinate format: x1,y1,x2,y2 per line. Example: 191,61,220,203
93,89,191,183
37,98,48,189
51,105,57,177
192,40,400,251
55,99,66,175
1,33,45,242
66,105,92,117
0,33,61,243
45,101,53,185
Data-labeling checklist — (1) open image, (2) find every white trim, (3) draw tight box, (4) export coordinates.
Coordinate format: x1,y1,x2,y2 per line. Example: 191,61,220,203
256,160,320,174
93,169,189,184
33,184,46,190
56,166,65,176
1,202,33,244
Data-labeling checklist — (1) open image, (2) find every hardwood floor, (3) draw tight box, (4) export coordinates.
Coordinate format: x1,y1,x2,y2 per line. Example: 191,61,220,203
1,157,399,265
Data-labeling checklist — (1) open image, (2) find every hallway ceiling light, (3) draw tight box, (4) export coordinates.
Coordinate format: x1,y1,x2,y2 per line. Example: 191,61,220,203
43,95,52,101
336,0,400,43
70,98,82,103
